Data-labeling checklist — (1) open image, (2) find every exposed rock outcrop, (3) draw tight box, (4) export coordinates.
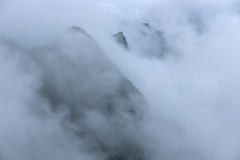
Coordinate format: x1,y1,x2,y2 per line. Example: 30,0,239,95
112,32,129,50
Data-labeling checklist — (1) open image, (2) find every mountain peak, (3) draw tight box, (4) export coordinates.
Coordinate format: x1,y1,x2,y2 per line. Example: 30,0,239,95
112,32,129,50
68,26,91,37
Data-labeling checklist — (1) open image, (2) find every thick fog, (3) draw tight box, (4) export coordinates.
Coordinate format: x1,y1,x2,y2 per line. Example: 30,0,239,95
0,0,240,160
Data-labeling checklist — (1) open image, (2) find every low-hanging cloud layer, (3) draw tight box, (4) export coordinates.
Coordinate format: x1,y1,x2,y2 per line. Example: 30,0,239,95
0,0,240,160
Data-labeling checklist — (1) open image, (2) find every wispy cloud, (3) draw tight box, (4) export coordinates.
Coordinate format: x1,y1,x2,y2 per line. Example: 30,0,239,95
0,0,239,160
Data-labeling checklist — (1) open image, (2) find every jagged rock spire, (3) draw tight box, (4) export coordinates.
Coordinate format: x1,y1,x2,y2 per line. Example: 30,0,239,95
112,32,129,50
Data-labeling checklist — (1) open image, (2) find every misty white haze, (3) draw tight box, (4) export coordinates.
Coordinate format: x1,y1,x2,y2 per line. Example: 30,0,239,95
0,0,240,160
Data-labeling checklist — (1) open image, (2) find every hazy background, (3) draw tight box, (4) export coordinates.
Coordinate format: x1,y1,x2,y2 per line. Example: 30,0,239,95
0,0,240,160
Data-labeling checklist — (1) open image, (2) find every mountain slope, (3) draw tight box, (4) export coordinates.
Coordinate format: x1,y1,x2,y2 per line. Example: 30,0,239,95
27,26,149,160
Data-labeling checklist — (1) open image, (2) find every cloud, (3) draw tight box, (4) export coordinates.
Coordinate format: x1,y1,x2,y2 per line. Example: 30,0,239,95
0,0,240,160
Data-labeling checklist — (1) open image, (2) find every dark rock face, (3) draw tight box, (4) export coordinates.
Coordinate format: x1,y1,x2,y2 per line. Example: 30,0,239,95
113,22,175,59
143,23,150,28
27,26,148,160
112,32,129,50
